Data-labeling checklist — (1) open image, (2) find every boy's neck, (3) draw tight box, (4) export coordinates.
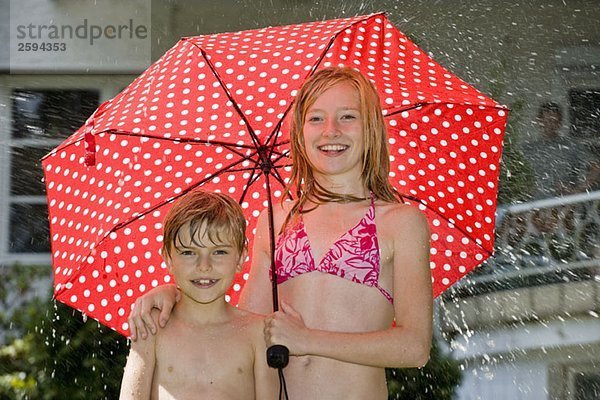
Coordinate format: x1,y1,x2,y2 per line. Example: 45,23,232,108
174,295,236,325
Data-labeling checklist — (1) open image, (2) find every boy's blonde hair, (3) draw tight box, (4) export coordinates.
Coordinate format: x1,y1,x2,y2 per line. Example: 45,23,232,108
161,190,247,259
284,67,401,229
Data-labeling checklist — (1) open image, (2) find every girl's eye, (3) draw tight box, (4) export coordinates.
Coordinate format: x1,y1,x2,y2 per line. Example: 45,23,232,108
306,115,322,122
341,113,357,120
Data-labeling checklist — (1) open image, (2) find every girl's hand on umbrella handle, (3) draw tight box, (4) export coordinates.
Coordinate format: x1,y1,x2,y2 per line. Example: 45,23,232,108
128,284,179,341
264,301,310,355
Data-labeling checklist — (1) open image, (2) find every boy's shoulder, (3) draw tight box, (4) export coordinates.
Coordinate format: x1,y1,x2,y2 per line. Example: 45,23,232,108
229,306,266,329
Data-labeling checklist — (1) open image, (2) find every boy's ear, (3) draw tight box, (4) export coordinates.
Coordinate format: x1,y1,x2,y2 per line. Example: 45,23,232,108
162,250,173,271
236,248,248,272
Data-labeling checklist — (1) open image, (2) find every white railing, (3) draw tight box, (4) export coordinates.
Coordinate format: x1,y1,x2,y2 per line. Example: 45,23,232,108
454,190,600,294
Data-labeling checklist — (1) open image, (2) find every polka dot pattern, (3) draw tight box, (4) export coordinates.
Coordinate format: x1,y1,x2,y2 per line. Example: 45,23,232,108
42,13,507,336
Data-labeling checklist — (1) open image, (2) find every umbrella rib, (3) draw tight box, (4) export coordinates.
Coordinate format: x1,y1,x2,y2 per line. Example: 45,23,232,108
308,12,386,75
46,130,261,163
109,130,258,159
97,156,259,246
384,103,428,117
188,41,264,154
270,167,294,201
238,164,263,206
384,102,508,118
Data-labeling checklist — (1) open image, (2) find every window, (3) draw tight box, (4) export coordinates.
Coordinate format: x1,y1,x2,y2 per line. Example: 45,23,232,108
569,88,600,141
9,89,99,254
549,361,600,400
568,364,600,400
573,371,600,400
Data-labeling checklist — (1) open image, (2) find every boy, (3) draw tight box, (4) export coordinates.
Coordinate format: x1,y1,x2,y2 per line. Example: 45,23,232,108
119,190,276,400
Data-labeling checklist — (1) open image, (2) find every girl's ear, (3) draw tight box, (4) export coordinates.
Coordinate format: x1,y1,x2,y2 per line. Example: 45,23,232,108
236,248,248,272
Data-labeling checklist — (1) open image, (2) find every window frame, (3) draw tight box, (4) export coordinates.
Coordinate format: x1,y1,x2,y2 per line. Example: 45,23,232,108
0,74,137,267
567,362,600,400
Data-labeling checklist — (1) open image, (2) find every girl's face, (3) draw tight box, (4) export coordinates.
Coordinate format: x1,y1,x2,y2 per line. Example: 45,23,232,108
302,82,364,182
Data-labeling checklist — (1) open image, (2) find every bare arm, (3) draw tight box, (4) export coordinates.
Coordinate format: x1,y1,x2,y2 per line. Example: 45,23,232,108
119,327,156,399
265,205,433,368
238,209,275,315
252,318,279,399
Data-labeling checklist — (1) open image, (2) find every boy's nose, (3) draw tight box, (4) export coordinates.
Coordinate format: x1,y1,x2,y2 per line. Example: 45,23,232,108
196,257,212,271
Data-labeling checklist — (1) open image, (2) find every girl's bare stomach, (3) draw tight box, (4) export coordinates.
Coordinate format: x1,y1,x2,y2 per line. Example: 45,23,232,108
284,354,388,400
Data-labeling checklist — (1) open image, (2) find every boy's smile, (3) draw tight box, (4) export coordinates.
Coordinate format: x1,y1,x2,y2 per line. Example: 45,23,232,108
191,278,220,289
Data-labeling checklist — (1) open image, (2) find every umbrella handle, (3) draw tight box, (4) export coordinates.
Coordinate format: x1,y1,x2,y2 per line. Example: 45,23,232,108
267,344,290,368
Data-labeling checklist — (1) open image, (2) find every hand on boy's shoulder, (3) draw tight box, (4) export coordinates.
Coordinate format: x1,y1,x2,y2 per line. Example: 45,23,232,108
128,309,161,351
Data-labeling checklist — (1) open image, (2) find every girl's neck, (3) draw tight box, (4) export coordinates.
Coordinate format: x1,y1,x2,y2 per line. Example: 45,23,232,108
313,174,367,199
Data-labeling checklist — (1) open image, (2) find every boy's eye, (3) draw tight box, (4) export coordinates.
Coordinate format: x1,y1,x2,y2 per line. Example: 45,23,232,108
213,249,229,256
175,247,195,256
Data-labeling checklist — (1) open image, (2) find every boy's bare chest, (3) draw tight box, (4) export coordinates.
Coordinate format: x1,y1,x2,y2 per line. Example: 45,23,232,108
153,324,256,397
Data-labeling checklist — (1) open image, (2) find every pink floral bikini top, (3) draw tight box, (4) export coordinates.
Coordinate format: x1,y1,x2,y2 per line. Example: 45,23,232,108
274,195,394,304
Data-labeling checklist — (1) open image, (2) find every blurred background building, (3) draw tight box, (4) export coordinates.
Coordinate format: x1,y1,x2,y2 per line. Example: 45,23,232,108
0,0,598,399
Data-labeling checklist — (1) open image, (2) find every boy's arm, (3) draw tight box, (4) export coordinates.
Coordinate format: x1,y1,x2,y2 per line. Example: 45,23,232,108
253,318,278,399
119,329,156,400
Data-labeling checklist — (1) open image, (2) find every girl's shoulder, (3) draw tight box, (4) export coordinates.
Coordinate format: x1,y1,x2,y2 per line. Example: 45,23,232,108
270,199,296,226
375,200,429,231
276,199,295,213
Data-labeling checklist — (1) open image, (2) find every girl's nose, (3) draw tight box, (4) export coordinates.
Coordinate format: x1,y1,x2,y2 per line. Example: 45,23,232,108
322,118,340,137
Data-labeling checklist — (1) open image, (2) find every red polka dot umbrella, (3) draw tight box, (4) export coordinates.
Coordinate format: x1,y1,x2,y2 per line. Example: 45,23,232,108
42,13,508,336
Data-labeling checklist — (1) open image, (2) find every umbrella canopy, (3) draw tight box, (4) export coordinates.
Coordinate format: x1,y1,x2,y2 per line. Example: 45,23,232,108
43,13,507,336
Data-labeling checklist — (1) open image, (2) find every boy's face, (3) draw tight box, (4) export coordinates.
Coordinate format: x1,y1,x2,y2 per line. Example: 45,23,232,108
165,221,245,305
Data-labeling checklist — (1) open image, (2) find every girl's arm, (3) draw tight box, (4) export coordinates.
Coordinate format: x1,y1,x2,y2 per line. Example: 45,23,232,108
119,329,156,400
127,283,180,341
265,205,433,368
253,318,279,399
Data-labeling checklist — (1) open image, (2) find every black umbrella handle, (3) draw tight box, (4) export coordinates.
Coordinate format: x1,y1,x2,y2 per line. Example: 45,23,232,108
267,344,290,368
